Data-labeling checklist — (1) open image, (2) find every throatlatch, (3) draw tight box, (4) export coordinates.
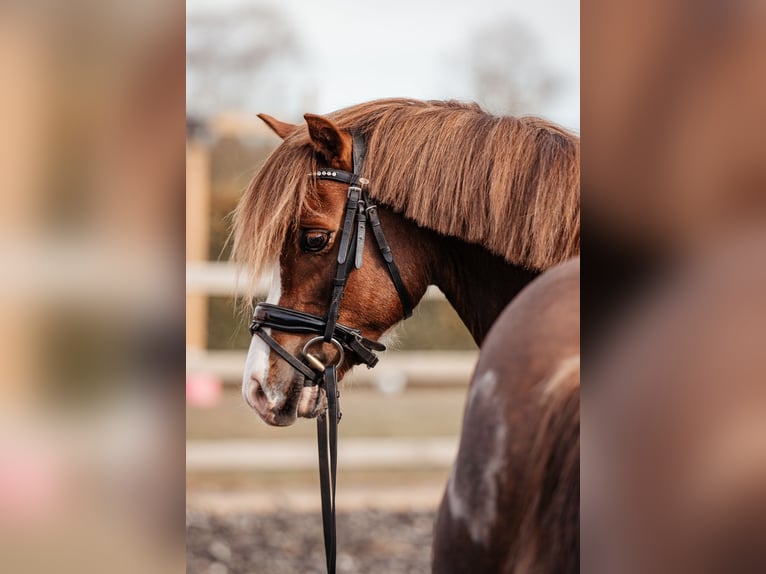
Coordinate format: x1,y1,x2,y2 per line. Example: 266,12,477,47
247,131,412,574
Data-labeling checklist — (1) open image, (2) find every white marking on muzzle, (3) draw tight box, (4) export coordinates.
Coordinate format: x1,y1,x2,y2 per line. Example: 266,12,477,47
242,268,282,408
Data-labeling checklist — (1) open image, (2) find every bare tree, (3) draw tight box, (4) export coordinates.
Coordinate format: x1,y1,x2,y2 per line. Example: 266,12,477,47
186,4,305,119
470,18,562,116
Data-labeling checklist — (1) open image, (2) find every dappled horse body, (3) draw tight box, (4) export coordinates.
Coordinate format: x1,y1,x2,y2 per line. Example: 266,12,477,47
433,258,580,573
232,99,580,571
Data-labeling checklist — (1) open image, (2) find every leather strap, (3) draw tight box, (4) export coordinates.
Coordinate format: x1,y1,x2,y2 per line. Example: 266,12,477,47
252,328,319,382
251,304,385,356
336,187,361,266
365,203,414,318
325,238,355,343
355,200,367,270
346,337,379,368
313,169,362,187
317,365,340,574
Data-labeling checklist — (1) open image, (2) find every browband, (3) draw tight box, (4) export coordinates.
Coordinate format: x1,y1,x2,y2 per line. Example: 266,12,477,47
313,169,367,188
311,131,369,188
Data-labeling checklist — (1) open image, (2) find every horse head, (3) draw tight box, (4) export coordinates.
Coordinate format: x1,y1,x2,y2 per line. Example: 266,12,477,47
240,112,429,426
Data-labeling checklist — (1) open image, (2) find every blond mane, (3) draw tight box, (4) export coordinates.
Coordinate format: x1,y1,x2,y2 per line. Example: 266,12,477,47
233,98,580,299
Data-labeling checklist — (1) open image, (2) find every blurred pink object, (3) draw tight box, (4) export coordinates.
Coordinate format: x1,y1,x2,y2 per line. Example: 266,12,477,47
186,372,223,407
0,448,64,525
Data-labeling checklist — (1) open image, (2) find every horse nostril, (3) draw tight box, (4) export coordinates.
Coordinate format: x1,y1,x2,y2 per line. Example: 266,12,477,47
255,383,266,400
246,378,278,412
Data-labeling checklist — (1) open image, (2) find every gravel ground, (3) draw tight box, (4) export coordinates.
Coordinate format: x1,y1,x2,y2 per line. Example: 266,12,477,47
186,509,436,574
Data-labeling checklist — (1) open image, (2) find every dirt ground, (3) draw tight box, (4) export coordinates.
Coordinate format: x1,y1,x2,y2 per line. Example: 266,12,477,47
186,508,436,574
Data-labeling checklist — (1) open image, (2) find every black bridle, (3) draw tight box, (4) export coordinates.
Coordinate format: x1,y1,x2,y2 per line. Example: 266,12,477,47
248,132,413,574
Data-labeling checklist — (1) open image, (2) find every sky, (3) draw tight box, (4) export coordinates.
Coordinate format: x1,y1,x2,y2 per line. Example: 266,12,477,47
187,0,580,131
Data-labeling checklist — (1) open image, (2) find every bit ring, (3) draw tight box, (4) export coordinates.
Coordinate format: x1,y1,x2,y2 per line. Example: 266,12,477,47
302,337,344,372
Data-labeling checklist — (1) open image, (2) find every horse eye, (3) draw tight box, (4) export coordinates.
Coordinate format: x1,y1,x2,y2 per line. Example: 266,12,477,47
300,230,331,252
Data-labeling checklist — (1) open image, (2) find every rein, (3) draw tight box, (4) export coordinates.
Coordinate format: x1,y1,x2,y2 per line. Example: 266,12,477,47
248,132,412,574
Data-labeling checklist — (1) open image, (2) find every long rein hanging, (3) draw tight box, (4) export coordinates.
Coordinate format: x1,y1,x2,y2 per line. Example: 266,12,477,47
248,131,413,574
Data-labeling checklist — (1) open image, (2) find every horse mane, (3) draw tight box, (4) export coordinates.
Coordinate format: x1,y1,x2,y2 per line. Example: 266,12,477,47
233,98,580,297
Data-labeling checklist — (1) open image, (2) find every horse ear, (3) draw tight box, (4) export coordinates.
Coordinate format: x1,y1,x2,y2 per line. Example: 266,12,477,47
304,113,352,168
257,113,297,139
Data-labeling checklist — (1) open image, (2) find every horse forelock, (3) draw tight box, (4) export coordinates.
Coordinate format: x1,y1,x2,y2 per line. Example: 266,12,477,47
233,98,580,305
232,129,318,306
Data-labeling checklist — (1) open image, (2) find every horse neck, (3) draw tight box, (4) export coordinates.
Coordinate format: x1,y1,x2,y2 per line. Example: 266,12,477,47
379,207,539,344
429,235,539,344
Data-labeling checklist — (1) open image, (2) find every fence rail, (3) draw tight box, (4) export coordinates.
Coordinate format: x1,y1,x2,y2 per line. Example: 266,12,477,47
187,437,458,472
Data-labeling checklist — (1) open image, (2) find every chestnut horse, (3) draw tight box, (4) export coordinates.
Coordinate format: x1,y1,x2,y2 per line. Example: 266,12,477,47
232,99,579,569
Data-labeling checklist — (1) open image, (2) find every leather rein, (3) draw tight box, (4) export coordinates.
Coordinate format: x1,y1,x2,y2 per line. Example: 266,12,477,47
248,132,413,574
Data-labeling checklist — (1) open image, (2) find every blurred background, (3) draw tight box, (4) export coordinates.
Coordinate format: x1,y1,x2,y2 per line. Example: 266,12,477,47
582,0,766,571
185,1,578,572
0,1,184,573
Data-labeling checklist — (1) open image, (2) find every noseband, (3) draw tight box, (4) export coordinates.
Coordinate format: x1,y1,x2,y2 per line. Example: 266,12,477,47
247,132,412,574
